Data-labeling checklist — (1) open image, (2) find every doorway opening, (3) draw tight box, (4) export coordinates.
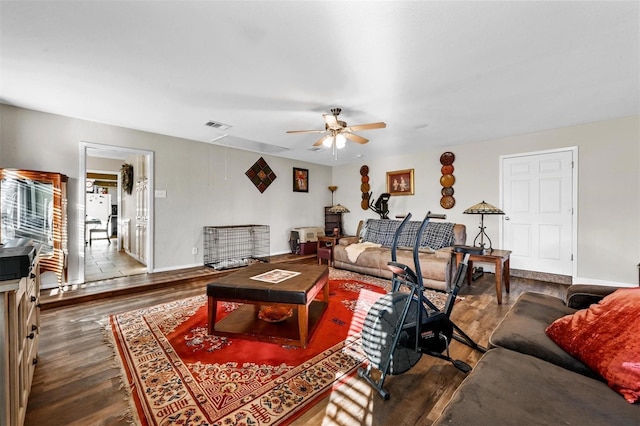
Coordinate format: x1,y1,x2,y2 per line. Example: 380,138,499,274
78,142,154,284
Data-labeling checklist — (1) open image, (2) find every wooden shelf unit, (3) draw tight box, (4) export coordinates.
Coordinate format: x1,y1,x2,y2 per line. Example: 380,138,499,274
324,206,343,237
0,169,68,284
0,252,40,426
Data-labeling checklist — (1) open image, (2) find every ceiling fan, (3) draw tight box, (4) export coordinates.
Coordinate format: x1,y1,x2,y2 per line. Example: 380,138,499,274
286,108,386,157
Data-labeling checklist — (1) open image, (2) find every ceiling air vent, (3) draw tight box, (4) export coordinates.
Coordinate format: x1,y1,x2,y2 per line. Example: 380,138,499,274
204,120,232,130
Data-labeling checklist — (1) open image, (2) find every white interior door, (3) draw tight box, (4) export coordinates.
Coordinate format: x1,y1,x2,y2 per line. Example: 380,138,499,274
501,149,574,275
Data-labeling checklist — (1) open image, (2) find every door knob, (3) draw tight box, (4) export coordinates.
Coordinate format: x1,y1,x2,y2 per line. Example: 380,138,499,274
505,216,510,221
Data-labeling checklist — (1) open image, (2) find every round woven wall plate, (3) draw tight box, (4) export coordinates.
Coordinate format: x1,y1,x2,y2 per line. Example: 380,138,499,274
441,187,454,196
440,174,455,187
440,195,455,209
441,164,454,175
440,152,455,166
360,165,369,176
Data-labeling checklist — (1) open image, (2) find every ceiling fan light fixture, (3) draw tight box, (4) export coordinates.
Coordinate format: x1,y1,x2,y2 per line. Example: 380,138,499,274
287,107,386,155
323,135,334,148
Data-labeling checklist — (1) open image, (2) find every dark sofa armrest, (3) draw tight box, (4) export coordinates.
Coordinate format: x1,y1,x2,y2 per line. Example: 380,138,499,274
565,284,620,309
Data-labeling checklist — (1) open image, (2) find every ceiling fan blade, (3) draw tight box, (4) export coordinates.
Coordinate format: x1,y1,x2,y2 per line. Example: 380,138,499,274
286,129,326,134
313,135,330,147
345,122,386,132
344,133,369,144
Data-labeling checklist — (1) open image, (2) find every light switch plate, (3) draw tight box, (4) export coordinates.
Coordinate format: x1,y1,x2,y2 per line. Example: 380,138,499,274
154,190,167,198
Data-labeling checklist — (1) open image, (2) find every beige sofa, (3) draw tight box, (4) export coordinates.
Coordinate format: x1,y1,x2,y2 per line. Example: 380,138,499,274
333,219,466,291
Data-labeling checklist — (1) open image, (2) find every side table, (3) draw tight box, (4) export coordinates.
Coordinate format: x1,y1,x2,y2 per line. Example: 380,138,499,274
317,235,340,266
455,249,512,304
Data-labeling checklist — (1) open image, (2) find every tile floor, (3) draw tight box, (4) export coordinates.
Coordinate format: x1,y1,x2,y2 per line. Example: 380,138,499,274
84,238,147,282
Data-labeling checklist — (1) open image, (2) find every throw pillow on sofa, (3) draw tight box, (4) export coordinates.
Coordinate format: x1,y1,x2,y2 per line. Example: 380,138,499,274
545,287,640,403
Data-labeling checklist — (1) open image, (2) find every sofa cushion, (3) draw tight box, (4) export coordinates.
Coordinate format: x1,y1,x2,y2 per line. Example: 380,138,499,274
433,348,640,426
546,287,640,403
489,292,597,378
395,249,447,282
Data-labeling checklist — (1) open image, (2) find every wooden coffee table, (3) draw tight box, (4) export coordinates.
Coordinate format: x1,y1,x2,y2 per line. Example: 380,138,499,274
206,263,329,348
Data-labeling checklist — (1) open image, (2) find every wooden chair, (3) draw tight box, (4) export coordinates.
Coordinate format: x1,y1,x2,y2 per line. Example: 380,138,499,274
89,215,111,246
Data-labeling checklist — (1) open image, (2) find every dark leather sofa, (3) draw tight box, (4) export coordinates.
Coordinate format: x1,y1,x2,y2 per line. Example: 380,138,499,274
433,285,639,425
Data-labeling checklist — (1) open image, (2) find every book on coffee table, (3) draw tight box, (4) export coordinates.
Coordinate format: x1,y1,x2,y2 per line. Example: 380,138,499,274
250,269,301,284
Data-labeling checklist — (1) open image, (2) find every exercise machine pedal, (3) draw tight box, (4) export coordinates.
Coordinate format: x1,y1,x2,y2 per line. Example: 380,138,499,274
453,360,472,373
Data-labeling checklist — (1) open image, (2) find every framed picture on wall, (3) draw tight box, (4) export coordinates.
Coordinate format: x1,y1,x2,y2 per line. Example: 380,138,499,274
293,167,309,192
387,168,414,196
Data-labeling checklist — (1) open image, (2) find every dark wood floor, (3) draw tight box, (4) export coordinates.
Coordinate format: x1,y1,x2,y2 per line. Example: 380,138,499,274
26,257,568,426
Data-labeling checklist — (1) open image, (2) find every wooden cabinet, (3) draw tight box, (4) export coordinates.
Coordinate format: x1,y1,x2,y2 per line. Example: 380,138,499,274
121,219,131,253
324,206,343,237
0,169,68,284
132,175,148,265
135,222,147,264
0,251,40,426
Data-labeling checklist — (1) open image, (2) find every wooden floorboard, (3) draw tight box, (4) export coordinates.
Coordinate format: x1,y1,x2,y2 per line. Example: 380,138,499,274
26,258,568,426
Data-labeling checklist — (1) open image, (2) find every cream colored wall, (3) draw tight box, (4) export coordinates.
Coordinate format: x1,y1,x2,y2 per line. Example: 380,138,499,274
0,105,333,284
332,115,640,286
1,104,637,285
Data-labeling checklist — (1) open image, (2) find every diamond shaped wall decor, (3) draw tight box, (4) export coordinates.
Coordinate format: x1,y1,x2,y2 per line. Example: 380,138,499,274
245,157,277,193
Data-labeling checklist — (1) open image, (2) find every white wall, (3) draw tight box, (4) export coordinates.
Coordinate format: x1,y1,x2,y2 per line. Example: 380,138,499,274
2,105,637,285
0,105,333,283
332,115,640,286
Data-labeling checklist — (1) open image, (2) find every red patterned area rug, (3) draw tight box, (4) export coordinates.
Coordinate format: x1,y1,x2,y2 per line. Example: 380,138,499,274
109,278,387,425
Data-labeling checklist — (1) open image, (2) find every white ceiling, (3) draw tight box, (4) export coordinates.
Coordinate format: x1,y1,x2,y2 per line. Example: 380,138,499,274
1,1,638,166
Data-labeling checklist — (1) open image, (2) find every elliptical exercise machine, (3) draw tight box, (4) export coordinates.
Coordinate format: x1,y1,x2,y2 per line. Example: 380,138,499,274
357,212,486,400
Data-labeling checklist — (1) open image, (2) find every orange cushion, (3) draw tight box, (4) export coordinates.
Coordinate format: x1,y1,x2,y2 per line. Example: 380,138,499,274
545,288,640,403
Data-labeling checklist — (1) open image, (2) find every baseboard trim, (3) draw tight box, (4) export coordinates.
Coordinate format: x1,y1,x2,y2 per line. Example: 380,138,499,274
510,269,572,285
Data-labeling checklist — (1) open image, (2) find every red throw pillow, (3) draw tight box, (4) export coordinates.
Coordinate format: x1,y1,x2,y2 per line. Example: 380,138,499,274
546,287,640,403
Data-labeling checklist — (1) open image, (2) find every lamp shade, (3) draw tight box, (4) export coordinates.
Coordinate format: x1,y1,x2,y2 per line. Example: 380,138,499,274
329,204,350,213
463,201,504,215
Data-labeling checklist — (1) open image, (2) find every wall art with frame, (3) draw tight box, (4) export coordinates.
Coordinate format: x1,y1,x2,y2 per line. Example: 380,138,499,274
386,168,414,196
293,167,309,192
